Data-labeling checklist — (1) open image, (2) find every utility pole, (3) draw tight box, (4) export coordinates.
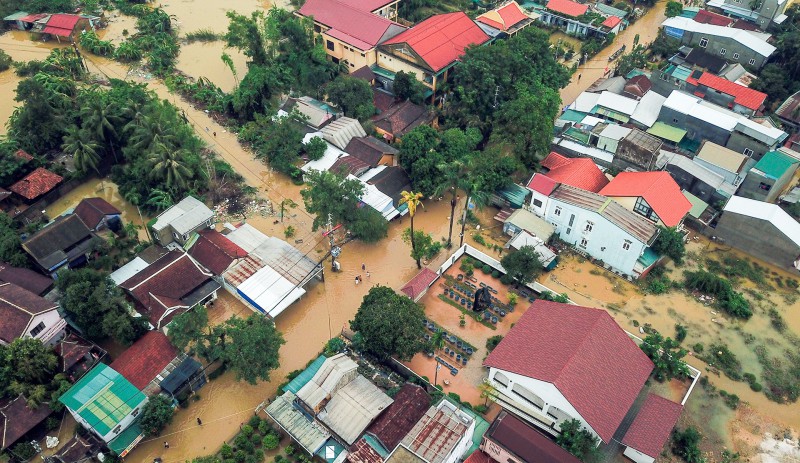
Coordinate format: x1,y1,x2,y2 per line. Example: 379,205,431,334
492,86,500,109
327,213,341,271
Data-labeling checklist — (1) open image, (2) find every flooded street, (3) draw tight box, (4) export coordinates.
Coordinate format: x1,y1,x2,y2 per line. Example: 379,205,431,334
559,0,667,104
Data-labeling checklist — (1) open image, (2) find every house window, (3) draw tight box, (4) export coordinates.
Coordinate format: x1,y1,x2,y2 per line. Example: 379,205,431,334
511,384,545,409
720,48,726,55
113,425,122,434
759,182,772,191
493,371,510,387
584,221,594,232
326,40,334,51
29,322,46,337
350,63,355,67
579,238,588,248
673,118,679,124
743,148,754,157
554,206,562,216
566,228,572,235
568,214,575,227
749,58,756,65
699,37,708,48
533,198,543,208
733,52,740,59
623,240,631,250
131,407,140,417
361,53,365,57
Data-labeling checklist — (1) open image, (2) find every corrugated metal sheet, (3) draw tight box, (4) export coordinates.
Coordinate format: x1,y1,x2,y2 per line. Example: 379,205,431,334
318,375,393,444
266,392,330,455
297,354,358,411
401,400,472,463
237,265,307,318
283,355,327,394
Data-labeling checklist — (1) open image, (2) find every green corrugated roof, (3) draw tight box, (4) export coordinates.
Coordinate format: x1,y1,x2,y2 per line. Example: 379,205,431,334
559,109,588,123
108,422,144,456
455,401,489,457
595,3,628,17
362,434,389,458
593,106,630,123
564,127,591,144
671,65,692,81
497,183,530,209
647,122,687,143
682,190,708,218
3,11,28,20
283,355,326,394
753,150,799,179
59,364,146,437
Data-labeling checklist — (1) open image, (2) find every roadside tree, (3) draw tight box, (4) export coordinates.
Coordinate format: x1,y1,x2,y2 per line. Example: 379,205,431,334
139,395,175,436
400,191,424,268
350,286,426,361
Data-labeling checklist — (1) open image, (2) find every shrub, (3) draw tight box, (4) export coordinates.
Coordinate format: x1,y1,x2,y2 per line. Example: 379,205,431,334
675,324,687,343
750,382,763,392
0,49,12,72
693,343,704,354
474,404,489,414
647,277,670,294
285,445,296,456
491,270,500,278
258,419,272,436
221,443,234,459
447,392,461,403
240,424,254,438
248,415,262,428
482,264,492,274
324,338,345,356
486,335,504,352
251,433,262,447
262,433,280,450
704,344,742,380
719,390,740,409
12,442,37,461
672,427,704,463
235,434,255,454
499,274,514,285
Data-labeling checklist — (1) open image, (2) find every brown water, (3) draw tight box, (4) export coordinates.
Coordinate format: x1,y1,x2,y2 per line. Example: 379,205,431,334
175,42,248,93
159,0,271,35
559,0,668,104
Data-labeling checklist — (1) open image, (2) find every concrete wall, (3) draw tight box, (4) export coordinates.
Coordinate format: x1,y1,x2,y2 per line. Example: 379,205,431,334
665,164,724,205
376,51,434,89
714,212,800,269
651,72,687,98
320,31,377,71
658,106,731,146
679,31,767,69
725,131,772,161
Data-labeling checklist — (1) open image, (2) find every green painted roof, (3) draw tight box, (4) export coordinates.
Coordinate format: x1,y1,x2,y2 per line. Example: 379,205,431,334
283,355,326,394
316,437,346,463
108,422,144,456
4,11,29,20
59,364,146,437
682,190,708,218
564,127,591,144
497,183,530,209
559,109,588,123
362,434,389,458
455,401,489,457
647,122,687,143
753,151,799,179
593,106,630,123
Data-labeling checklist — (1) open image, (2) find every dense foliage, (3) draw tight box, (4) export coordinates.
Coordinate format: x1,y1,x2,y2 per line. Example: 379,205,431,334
672,427,705,463
350,286,426,361
0,338,72,410
500,245,544,288
393,71,427,104
653,226,686,264
240,113,304,179
326,75,376,121
683,270,752,319
139,395,175,436
556,419,600,463
751,6,800,106
0,213,29,267
641,331,691,381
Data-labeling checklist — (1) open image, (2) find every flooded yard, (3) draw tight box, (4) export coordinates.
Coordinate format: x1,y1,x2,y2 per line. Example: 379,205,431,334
175,41,248,93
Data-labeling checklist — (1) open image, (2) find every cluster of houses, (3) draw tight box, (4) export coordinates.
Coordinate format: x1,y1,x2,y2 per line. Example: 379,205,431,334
3,11,101,42
0,150,66,220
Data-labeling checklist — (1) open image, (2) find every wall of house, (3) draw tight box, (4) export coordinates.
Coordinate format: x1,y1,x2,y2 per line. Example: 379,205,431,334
665,164,727,205
438,401,476,463
376,51,434,89
692,158,744,185
481,435,524,463
738,165,797,202
616,138,660,171
27,310,67,346
714,212,800,269
544,198,648,275
657,106,732,147
679,31,767,69
651,72,687,98
623,446,655,463
528,189,551,217
725,131,772,161
320,32,377,71
487,367,602,443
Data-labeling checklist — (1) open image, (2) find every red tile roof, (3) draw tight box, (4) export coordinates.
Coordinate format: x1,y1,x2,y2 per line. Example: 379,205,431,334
693,9,734,26
539,152,609,193
74,197,121,230
9,168,62,200
43,13,81,37
624,74,652,99
109,331,178,391
622,394,683,458
400,267,438,300
15,150,33,162
545,0,588,17
382,12,490,72
0,282,58,344
336,0,397,12
0,395,53,450
485,412,581,463
599,171,692,227
601,15,622,28
696,72,767,111
732,18,758,30
476,1,531,32
299,0,404,49
483,300,653,443
527,173,558,196
18,13,48,23
367,383,431,450
188,230,247,275
463,451,495,463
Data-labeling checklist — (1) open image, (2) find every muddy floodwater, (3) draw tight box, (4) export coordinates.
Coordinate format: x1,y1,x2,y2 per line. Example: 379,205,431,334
176,42,249,93
160,0,272,34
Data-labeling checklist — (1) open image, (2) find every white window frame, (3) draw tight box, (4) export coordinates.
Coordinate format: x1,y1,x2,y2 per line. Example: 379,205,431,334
579,238,588,248
699,37,709,48
743,148,754,157
623,240,631,251
554,206,562,216
748,58,756,65
733,52,740,59
720,48,726,55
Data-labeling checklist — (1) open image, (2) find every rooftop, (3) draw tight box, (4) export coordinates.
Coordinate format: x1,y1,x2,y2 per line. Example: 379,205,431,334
475,1,532,32
22,214,96,271
188,229,248,275
42,13,81,37
318,375,394,444
751,150,799,179
59,363,147,437
266,392,331,455
601,15,622,29
775,90,800,124
299,0,406,50
695,141,749,173
382,12,490,73
0,262,53,295
109,331,179,391
373,100,435,138
661,16,775,58
367,383,431,451
151,196,214,235
401,268,439,300
696,72,767,111
345,136,399,166
600,171,693,227
622,394,683,459
9,167,63,200
545,0,588,17
322,117,368,150
693,9,733,26
538,152,609,193
504,209,555,241
682,48,728,74
74,197,121,229
484,300,653,442
485,411,581,463
0,395,53,450
723,196,800,247
297,353,359,411
400,400,474,463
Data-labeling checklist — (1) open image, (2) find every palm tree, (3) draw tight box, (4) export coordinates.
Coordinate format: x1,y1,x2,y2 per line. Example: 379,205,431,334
146,189,174,211
147,144,193,190
129,112,177,153
400,190,425,268
459,175,489,248
81,97,122,162
430,330,445,353
62,125,102,174
434,159,468,249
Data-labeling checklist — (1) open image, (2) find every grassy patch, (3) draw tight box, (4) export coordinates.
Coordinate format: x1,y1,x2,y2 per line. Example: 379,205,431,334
754,345,800,403
185,29,222,42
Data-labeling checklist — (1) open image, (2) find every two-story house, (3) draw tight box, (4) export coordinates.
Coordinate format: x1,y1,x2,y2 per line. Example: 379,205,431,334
599,171,693,227
707,0,789,29
526,151,609,217
0,281,66,346
483,300,654,444
738,150,800,202
150,196,214,247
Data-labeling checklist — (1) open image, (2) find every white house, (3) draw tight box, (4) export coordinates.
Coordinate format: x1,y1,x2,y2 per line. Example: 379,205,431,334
0,282,66,346
150,196,215,246
543,184,660,278
483,300,654,444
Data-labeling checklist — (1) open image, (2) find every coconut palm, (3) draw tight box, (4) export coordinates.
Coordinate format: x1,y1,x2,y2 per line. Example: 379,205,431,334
400,190,425,268
146,189,174,211
458,175,489,248
81,97,123,162
430,330,445,353
434,158,469,249
129,112,176,152
62,125,102,174
147,144,193,190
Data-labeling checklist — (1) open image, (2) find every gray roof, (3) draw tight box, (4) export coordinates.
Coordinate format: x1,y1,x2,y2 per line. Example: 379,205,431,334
322,118,367,150
22,215,97,270
151,196,214,235
266,392,330,455
505,209,554,241
318,375,393,445
109,257,149,285
550,184,659,244
296,354,359,412
662,151,737,197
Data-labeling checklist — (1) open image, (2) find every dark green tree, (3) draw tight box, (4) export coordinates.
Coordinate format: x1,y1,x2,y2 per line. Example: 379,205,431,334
665,1,683,17
0,214,28,267
304,136,328,161
393,71,427,104
402,229,442,266
399,125,443,197
556,419,601,463
241,113,304,176
640,331,691,381
491,85,561,166
671,427,705,463
650,30,681,58
652,226,686,264
350,286,426,361
500,245,544,288
326,75,376,121
139,395,175,436
168,305,210,351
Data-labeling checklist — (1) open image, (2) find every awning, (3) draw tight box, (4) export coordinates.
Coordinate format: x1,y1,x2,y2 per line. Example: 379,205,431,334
3,11,29,21
594,106,630,123
647,122,686,143
558,109,588,123
108,423,144,457
160,357,204,394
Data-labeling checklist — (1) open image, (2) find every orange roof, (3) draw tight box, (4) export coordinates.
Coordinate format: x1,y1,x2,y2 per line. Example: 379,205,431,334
602,15,622,28
599,171,692,227
539,152,609,193
9,168,63,200
475,1,531,32
382,12,490,72
546,0,588,17
696,72,767,111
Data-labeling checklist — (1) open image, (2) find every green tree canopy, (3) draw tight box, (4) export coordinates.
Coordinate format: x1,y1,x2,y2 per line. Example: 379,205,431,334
556,419,601,463
500,245,544,288
672,427,705,463
640,331,691,381
490,84,560,166
0,214,29,267
652,226,686,264
665,1,683,17
350,286,426,361
393,71,427,104
139,395,175,436
0,338,70,410
326,75,376,121
240,112,304,176
168,305,210,351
